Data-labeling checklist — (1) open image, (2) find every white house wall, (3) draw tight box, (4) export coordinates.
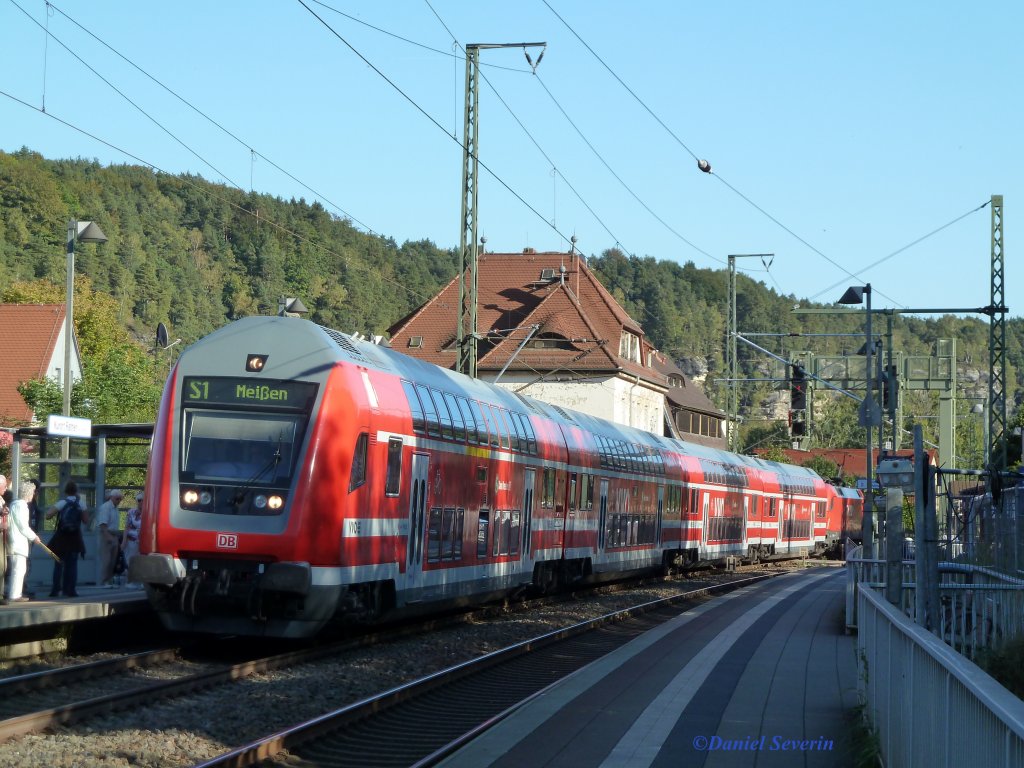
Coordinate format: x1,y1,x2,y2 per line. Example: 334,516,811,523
47,325,82,385
490,374,665,434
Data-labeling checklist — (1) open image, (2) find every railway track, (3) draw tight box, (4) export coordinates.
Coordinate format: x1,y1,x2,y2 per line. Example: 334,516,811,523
0,566,800,763
193,572,777,768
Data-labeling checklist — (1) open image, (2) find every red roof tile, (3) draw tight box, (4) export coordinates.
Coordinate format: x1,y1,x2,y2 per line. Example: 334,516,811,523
388,250,663,386
0,305,68,428
0,304,66,425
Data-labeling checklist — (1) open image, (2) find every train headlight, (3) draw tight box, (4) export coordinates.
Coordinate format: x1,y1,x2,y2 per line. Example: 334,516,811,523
183,489,199,505
199,490,213,505
254,494,268,509
246,354,268,372
267,495,284,510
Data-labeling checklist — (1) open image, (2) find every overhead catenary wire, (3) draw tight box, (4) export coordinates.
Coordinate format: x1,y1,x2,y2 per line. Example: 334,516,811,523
809,199,992,302
295,0,579,257
0,87,444,315
421,0,631,254
10,0,243,191
38,0,380,237
540,0,922,308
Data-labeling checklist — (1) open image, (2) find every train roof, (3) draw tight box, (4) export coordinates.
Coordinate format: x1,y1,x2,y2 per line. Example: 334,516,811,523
189,317,825,483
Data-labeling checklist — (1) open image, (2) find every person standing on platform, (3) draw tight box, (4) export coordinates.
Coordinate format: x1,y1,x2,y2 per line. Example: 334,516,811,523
6,481,41,602
0,474,9,606
121,492,144,588
45,481,90,598
23,479,42,598
95,489,123,588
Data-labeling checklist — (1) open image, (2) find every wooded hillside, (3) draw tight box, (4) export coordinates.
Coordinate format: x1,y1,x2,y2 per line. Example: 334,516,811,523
1,148,1019,457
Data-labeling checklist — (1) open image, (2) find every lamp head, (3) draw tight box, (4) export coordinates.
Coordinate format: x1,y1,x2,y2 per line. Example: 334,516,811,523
838,285,866,305
75,221,107,244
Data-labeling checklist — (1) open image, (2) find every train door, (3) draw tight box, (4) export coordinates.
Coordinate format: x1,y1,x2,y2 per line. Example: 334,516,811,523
406,453,429,580
702,492,710,556
743,496,751,552
598,479,609,549
523,469,535,557
656,485,665,546
779,499,790,554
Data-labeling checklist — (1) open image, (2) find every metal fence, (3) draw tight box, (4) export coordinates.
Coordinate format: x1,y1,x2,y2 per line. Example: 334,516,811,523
857,585,1024,768
847,548,1024,659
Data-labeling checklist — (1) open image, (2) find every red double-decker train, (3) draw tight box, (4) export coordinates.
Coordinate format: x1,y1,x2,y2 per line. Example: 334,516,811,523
130,316,860,637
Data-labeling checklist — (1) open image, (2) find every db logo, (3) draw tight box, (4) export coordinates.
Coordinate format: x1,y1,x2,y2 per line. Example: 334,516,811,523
216,533,238,549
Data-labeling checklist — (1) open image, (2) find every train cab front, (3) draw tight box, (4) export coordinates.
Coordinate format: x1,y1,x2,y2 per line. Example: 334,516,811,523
131,372,338,638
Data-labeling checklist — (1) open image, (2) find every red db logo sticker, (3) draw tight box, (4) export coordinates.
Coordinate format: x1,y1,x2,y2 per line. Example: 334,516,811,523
216,533,238,549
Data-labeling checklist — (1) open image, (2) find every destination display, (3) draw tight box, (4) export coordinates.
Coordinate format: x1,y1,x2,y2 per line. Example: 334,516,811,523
183,377,318,410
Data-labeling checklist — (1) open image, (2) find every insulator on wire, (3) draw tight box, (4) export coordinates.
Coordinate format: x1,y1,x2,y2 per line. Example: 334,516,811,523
697,159,712,174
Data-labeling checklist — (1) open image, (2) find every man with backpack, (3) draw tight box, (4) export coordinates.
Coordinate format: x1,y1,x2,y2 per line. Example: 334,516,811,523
45,481,90,598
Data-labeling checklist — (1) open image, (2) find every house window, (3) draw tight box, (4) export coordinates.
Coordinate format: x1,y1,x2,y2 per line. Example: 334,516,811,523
619,331,641,363
408,336,423,348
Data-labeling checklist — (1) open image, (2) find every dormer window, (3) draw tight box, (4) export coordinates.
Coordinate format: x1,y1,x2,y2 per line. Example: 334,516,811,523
619,331,641,363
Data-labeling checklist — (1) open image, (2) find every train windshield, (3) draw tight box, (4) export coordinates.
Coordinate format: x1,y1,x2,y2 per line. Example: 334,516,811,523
182,411,305,484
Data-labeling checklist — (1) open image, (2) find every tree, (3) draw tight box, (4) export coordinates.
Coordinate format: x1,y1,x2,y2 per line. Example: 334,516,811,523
758,445,790,463
802,454,840,481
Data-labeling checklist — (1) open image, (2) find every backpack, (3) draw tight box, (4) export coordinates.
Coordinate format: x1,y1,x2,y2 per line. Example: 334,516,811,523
58,497,83,533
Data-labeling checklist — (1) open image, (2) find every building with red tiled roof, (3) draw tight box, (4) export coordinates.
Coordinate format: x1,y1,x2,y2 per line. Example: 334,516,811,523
388,248,724,446
754,446,938,488
0,304,81,426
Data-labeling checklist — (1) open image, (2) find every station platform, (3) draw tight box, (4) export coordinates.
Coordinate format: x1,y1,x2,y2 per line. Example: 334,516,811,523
0,584,151,660
441,567,858,768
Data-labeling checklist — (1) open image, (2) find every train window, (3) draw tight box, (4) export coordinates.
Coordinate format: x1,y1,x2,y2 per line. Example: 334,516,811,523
493,510,504,556
486,407,502,449
477,510,490,558
508,411,528,452
349,432,368,491
474,402,496,448
510,510,521,555
580,473,592,510
385,437,402,496
489,406,511,450
432,389,454,440
444,392,466,442
476,466,487,484
456,397,480,444
401,380,425,434
427,508,442,562
568,473,578,511
816,501,826,519
499,409,520,452
519,413,538,455
542,468,556,508
182,411,304,487
596,436,609,469
453,508,465,559
441,507,455,560
415,384,440,437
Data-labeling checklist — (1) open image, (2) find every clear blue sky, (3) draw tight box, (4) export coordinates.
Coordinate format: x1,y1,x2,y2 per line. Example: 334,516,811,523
1,0,1020,317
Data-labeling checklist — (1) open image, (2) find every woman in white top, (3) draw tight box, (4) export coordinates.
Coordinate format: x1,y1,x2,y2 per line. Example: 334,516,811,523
7,481,41,601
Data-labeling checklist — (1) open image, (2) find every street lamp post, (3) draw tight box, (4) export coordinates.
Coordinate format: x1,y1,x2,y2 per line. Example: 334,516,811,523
63,219,107,466
839,283,879,557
